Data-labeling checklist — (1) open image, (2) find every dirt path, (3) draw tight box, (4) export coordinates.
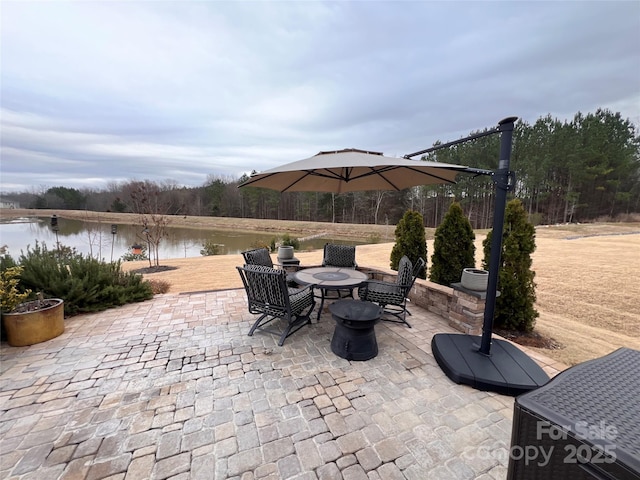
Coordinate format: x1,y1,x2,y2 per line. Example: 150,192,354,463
3,209,639,366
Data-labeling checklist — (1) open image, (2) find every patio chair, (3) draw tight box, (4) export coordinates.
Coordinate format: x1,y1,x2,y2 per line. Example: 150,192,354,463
322,243,357,269
237,264,316,346
241,247,274,268
321,243,358,299
357,256,425,328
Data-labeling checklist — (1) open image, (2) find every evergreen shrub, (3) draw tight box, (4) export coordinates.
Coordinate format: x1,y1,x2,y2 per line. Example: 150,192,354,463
390,210,427,279
482,199,538,332
430,202,476,286
200,239,221,256
7,242,153,316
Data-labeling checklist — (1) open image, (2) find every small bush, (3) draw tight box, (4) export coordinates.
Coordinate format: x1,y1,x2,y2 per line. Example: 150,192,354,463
250,239,271,251
146,279,171,294
0,266,32,313
390,210,427,279
269,234,300,251
200,239,221,256
280,234,300,249
121,245,149,262
430,202,475,286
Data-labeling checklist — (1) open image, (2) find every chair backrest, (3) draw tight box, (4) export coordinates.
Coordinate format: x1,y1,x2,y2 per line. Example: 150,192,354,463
397,256,425,293
322,243,357,268
242,247,274,268
237,264,289,313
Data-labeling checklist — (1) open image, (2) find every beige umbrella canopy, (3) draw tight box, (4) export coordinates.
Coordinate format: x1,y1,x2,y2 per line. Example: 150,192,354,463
238,148,468,193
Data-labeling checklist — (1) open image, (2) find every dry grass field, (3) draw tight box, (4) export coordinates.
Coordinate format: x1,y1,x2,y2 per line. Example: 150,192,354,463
3,209,639,367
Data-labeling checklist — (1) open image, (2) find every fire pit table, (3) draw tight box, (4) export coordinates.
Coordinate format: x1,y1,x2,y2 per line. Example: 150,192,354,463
292,267,369,321
329,300,383,361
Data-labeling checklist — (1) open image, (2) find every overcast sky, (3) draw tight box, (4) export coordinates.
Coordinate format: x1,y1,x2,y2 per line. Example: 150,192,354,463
1,1,639,194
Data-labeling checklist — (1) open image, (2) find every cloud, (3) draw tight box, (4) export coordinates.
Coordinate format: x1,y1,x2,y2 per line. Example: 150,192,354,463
1,1,638,192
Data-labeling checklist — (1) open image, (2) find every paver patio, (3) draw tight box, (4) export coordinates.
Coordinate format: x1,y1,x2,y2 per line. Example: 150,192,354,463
0,288,564,479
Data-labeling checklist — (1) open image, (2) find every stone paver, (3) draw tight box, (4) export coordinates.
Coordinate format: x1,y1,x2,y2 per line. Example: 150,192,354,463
0,289,564,479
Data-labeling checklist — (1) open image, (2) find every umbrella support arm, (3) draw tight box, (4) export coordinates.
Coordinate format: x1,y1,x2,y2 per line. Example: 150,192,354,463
404,126,500,159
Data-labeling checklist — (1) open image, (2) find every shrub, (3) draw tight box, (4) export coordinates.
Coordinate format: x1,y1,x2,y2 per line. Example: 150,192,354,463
0,266,32,313
430,202,476,286
390,210,427,279
146,279,171,294
280,234,300,249
250,239,271,251
200,239,221,256
121,245,149,262
482,199,538,332
10,242,154,316
269,234,300,252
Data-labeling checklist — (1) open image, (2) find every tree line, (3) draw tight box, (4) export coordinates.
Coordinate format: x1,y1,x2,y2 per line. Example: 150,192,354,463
6,108,638,228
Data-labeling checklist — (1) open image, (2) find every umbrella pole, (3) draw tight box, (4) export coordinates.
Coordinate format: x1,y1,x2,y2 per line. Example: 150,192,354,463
431,116,549,395
478,116,517,355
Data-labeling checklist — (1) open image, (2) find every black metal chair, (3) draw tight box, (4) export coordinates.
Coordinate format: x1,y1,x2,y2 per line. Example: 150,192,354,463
237,264,316,346
241,247,274,268
357,256,425,328
321,243,358,299
322,243,357,269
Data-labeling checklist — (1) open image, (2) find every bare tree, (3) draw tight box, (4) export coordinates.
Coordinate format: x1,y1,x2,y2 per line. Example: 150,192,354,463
127,180,183,268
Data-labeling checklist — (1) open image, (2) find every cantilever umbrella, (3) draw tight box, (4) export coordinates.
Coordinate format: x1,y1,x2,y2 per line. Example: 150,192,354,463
238,148,469,193
239,119,549,396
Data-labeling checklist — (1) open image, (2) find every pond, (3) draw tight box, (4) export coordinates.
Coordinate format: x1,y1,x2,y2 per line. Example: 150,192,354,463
0,216,362,261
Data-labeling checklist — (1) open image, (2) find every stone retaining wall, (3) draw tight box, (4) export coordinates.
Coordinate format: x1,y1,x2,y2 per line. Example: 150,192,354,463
361,267,486,335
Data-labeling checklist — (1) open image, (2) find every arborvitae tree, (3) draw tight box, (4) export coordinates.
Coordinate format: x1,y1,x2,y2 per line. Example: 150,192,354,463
390,210,427,279
482,199,538,331
429,202,475,286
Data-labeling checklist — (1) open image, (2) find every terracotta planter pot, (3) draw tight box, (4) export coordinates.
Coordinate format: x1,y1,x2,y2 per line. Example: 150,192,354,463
2,299,65,347
460,268,489,291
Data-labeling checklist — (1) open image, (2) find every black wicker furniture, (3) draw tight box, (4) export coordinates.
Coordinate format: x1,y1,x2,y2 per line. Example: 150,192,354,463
321,243,358,300
358,256,425,327
507,347,640,480
322,243,357,269
241,247,274,268
237,264,315,346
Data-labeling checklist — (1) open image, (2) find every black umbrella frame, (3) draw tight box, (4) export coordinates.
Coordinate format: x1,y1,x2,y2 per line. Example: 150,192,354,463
405,117,549,395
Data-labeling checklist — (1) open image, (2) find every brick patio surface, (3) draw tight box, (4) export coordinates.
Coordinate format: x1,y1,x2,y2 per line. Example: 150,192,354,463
0,289,563,479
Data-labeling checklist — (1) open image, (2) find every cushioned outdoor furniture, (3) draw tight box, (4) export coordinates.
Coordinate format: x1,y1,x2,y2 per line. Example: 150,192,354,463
237,264,316,346
358,256,425,327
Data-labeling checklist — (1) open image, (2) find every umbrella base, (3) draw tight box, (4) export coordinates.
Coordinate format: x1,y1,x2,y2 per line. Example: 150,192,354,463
431,333,549,396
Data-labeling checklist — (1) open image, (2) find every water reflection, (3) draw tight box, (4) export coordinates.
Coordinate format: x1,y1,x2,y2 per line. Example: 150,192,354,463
0,217,362,261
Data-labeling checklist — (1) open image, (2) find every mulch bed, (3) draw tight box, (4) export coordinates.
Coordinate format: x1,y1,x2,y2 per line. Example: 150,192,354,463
495,328,563,350
131,266,178,274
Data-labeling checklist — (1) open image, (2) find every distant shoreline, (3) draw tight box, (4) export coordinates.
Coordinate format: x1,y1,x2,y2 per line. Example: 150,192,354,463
0,208,398,242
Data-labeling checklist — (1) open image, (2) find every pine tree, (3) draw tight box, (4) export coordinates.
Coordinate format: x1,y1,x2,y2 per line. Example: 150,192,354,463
482,199,538,331
430,202,475,286
390,210,427,279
